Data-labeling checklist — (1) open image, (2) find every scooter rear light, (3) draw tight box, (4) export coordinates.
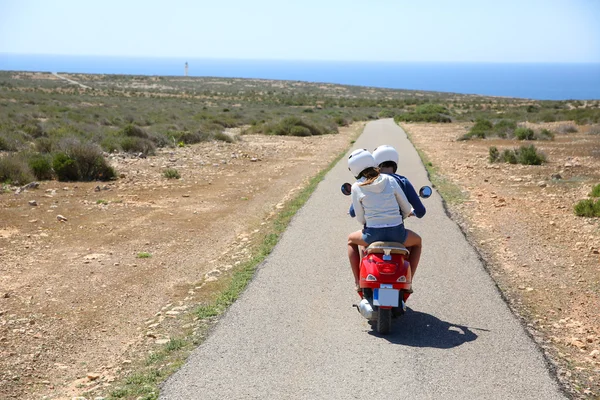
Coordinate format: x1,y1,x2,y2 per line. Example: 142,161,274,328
366,274,377,282
376,262,398,275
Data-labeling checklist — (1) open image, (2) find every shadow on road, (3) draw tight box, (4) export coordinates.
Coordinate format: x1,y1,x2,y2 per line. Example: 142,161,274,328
369,308,485,348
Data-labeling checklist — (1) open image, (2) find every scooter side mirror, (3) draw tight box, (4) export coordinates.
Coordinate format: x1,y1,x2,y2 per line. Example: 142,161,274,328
419,186,432,198
341,183,352,196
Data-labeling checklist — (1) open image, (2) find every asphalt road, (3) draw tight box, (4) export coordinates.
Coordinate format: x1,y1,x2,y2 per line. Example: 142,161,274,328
160,119,565,399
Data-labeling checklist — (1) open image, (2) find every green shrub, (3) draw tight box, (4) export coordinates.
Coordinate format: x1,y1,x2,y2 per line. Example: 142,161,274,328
0,134,21,151
213,131,236,143
488,146,500,162
289,126,312,136
52,142,116,181
395,104,451,123
52,153,79,181
163,168,180,179
122,124,149,138
378,109,396,118
0,154,35,185
121,137,156,155
334,116,348,126
502,149,518,164
168,130,210,145
35,137,54,153
68,142,115,180
493,119,517,138
515,144,546,165
574,199,600,217
590,183,600,197
100,136,121,153
28,154,54,180
265,116,333,136
514,127,535,140
538,128,555,140
557,123,578,134
540,112,557,122
462,119,492,139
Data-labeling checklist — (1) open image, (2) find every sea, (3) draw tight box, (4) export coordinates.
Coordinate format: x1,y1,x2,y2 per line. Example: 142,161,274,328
1,54,599,101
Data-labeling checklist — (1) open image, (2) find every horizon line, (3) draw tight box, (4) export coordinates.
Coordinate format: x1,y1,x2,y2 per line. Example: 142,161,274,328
1,52,600,65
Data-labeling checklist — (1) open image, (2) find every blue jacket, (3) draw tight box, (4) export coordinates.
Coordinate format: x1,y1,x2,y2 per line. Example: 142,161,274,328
349,173,426,218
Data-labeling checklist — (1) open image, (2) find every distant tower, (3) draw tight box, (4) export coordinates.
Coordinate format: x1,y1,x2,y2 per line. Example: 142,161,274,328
185,62,189,77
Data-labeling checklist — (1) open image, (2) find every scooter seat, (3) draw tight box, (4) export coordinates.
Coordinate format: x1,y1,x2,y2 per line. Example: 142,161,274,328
366,241,410,255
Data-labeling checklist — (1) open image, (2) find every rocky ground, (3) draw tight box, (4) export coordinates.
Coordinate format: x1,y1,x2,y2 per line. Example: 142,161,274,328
403,122,600,398
0,124,361,399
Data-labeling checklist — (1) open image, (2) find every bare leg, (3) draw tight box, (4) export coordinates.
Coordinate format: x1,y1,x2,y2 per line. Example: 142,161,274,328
403,229,422,280
348,230,368,287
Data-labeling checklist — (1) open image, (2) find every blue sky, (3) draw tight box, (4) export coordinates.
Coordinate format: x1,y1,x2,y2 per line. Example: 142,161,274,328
0,0,599,62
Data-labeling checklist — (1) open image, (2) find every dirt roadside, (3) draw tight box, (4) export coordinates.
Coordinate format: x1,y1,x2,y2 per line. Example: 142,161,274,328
403,122,600,399
0,124,362,399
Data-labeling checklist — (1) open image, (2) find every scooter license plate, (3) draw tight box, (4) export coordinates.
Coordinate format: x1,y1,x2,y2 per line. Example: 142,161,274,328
373,287,399,307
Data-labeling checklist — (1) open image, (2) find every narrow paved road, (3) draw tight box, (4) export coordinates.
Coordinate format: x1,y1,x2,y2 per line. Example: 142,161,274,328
52,72,91,89
160,119,565,399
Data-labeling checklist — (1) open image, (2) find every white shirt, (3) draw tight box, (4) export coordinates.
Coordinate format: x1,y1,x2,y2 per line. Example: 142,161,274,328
351,174,412,228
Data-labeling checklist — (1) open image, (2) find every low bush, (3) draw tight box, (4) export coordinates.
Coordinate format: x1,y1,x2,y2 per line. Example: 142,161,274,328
488,146,500,162
263,116,335,136
28,154,54,180
0,154,35,185
122,124,149,138
462,118,493,139
590,183,600,197
557,123,578,134
289,126,312,136
52,152,80,181
515,144,546,165
538,128,555,140
121,137,156,155
502,149,518,164
52,142,116,181
168,130,210,145
35,137,54,153
213,131,236,143
100,136,121,153
574,199,600,217
493,119,517,138
514,127,535,140
163,168,180,179
378,109,396,118
493,145,546,165
334,116,348,126
395,104,451,123
0,133,22,151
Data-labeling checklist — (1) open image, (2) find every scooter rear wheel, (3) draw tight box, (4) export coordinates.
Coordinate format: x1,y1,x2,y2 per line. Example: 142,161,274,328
377,308,392,335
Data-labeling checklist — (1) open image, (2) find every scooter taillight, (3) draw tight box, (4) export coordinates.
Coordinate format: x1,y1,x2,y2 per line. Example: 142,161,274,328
376,262,398,275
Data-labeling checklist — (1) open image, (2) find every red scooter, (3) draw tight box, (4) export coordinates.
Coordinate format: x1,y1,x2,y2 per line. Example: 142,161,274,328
342,183,432,334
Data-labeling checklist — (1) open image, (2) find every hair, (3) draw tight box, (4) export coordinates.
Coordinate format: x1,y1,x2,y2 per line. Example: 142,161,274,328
379,161,397,173
358,167,380,186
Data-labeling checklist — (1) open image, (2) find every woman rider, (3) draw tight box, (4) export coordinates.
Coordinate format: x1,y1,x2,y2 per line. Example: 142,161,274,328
346,149,413,292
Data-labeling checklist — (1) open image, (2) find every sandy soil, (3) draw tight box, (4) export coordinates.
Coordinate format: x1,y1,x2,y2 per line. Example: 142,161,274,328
403,122,600,399
0,125,361,399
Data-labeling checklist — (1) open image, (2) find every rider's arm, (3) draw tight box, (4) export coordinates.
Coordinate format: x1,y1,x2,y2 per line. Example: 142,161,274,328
402,180,426,218
390,179,412,219
351,184,366,225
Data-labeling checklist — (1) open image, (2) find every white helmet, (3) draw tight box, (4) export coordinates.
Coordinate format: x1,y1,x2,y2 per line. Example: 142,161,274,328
348,149,376,178
373,145,399,170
